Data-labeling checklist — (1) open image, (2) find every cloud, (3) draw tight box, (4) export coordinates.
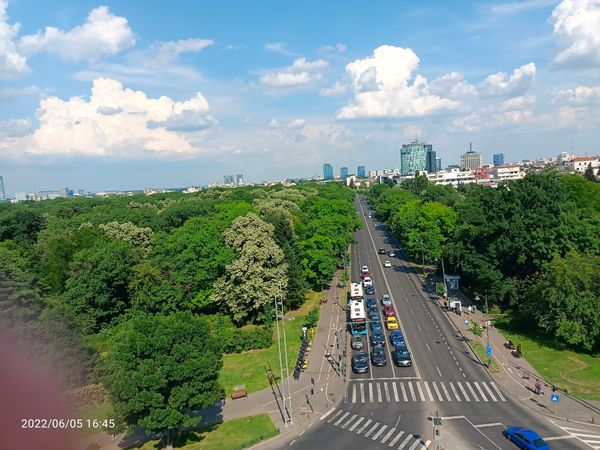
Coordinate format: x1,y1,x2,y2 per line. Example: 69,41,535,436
267,117,307,142
429,72,477,99
0,85,39,102
553,85,600,104
490,0,558,15
0,0,29,79
2,78,216,158
0,118,32,138
259,57,328,88
402,125,422,139
149,38,213,64
549,0,600,68
478,63,536,96
320,82,348,96
18,6,135,62
286,118,306,129
319,43,347,53
338,45,458,119
264,41,295,56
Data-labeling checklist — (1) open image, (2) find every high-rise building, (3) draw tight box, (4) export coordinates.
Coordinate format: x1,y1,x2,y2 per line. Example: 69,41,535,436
436,158,442,173
223,175,234,185
0,176,5,202
400,140,432,175
357,166,366,178
323,163,334,180
340,167,349,178
493,153,505,166
460,142,483,171
426,148,437,173
236,174,244,186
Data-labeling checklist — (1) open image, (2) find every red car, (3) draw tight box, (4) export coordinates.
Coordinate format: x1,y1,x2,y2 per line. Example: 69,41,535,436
383,306,395,317
361,272,370,279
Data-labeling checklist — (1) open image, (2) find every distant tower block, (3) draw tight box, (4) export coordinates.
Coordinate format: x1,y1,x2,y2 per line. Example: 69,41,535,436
0,176,5,202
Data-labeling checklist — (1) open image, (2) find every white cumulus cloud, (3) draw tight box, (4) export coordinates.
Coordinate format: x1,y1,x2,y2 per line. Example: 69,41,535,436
337,45,458,119
0,0,28,79
478,63,536,96
553,85,600,103
260,57,328,88
549,0,600,67
4,78,215,158
18,5,135,62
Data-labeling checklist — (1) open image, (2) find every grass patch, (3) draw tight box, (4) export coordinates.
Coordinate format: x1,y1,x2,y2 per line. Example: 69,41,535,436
288,289,323,317
495,327,600,400
470,339,500,373
130,414,278,450
75,400,115,438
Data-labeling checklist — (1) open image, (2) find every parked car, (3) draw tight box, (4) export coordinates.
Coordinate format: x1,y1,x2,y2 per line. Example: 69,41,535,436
361,265,369,274
503,427,550,450
390,330,405,347
378,248,386,254
363,277,373,287
352,352,369,374
381,294,392,307
392,345,412,367
386,316,399,330
383,305,395,317
389,250,396,257
370,320,383,332
351,335,364,350
361,272,370,279
370,331,386,347
384,260,392,268
365,285,375,295
368,307,379,321
366,297,377,308
370,345,387,367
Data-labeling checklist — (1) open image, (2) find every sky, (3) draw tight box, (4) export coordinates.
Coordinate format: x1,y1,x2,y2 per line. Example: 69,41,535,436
1,0,599,194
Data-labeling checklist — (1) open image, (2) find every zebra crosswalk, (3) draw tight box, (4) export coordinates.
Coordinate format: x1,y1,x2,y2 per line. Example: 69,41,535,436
552,423,600,450
346,380,506,404
320,407,430,449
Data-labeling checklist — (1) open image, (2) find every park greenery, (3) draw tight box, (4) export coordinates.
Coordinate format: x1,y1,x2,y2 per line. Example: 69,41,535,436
367,171,600,354
0,182,359,449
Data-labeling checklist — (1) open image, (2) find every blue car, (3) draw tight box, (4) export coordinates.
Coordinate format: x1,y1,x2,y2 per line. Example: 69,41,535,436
365,285,375,295
370,321,383,332
390,330,405,347
366,297,377,308
368,307,379,321
504,427,550,450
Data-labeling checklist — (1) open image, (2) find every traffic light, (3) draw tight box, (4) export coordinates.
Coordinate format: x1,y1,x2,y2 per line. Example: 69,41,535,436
435,429,439,436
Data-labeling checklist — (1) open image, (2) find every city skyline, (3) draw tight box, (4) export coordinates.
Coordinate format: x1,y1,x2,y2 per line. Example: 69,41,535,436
1,0,600,194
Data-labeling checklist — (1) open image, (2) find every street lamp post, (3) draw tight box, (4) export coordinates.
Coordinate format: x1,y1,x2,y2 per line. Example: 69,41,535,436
475,293,491,367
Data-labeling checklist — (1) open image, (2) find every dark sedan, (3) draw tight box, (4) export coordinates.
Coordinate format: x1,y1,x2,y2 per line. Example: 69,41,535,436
352,352,369,374
370,331,386,347
368,307,379,321
370,345,387,366
392,345,412,367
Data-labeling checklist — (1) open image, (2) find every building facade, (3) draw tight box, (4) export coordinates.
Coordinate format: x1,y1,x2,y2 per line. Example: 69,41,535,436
340,166,349,178
357,165,366,178
323,163,334,180
564,157,600,174
0,176,5,202
493,153,505,166
400,141,431,175
460,150,483,171
436,158,442,172
426,148,437,173
236,174,244,186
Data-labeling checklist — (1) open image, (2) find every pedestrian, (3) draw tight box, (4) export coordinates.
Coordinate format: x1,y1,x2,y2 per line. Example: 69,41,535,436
535,379,541,395
467,305,472,314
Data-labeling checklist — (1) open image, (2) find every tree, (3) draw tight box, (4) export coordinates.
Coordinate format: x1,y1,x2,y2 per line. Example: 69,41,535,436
99,221,153,256
212,213,288,323
401,172,430,196
584,163,597,182
103,312,222,450
0,209,45,244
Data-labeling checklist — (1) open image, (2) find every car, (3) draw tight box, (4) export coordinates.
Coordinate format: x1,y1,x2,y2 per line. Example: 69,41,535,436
386,316,399,330
366,297,377,308
370,345,387,367
362,277,373,287
381,294,392,307
352,352,369,374
390,330,405,346
368,307,379,321
370,331,386,347
361,265,369,274
378,248,386,255
368,214,372,218
365,285,375,295
351,335,364,350
361,272,370,279
392,345,412,367
370,320,383,332
383,305,395,317
389,250,396,257
384,260,392,268
503,427,550,450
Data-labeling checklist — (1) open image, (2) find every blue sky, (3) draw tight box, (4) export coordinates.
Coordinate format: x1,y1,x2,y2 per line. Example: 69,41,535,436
1,0,599,194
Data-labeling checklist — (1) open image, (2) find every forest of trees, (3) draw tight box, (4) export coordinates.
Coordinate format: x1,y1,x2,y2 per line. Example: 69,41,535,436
367,171,600,353
0,182,359,448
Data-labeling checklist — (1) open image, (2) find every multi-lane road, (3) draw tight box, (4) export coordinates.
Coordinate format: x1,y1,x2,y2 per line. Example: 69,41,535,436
284,195,596,450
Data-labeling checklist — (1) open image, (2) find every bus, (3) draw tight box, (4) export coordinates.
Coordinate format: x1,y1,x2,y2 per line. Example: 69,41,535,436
349,299,367,335
350,282,364,300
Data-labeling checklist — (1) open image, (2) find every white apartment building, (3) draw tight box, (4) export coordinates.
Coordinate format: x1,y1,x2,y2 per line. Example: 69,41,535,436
490,165,525,183
427,168,476,187
564,157,599,174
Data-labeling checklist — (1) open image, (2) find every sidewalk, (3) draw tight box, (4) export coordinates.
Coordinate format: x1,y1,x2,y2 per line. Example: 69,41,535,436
430,284,600,427
75,274,348,450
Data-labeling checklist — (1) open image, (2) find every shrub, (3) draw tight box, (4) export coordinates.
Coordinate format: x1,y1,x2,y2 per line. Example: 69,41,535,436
220,324,272,353
303,308,319,329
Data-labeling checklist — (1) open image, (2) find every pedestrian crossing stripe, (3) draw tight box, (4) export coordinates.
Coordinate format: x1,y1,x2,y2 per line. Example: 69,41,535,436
344,380,507,404
552,423,600,450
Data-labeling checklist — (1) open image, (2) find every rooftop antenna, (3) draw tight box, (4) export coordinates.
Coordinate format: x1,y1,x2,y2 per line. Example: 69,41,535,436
469,141,473,153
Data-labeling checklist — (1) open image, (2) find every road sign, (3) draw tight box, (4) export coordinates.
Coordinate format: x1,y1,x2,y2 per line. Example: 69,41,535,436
551,394,560,403
486,345,492,358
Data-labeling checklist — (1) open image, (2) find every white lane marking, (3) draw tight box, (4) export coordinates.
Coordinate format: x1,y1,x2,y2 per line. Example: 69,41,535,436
408,439,422,450
320,407,336,420
448,382,461,401
380,427,396,444
408,381,417,401
425,342,431,351
372,424,388,440
422,440,432,449
360,383,365,403
474,381,488,402
398,434,414,449
424,381,434,401
356,418,372,435
352,384,357,403
475,422,503,428
416,381,426,401
377,382,383,402
544,435,578,441
369,383,374,402
417,324,421,331
440,382,453,401
400,382,408,402
334,411,350,426
349,416,364,432
384,382,391,402
490,382,506,401
457,381,470,401
466,381,479,401
392,382,399,402
364,422,380,438
436,366,442,377
388,431,405,447
327,409,343,423
341,414,357,429
482,382,497,402
432,382,444,401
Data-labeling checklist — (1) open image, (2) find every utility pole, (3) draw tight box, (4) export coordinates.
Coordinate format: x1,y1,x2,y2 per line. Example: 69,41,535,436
281,298,293,425
485,293,491,368
274,298,290,426
421,241,425,275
